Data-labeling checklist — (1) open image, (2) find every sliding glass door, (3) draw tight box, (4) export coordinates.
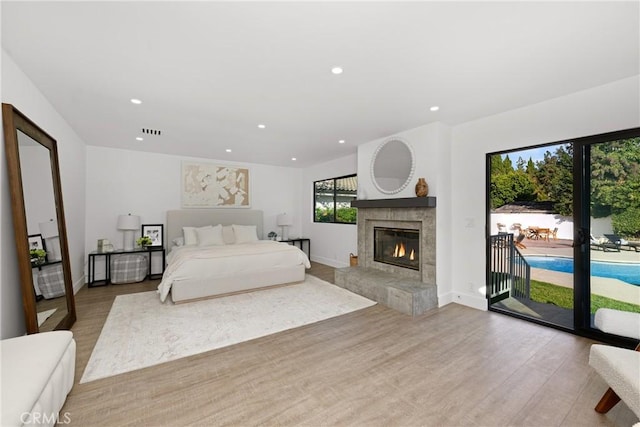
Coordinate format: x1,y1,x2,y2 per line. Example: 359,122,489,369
579,136,640,332
487,143,575,329
488,128,640,340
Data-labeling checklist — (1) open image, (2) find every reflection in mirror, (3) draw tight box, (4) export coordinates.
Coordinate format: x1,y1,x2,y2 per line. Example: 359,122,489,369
2,103,76,334
18,130,68,331
371,137,415,194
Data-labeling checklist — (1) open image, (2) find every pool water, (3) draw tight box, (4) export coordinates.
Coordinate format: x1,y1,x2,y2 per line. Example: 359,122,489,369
525,256,640,286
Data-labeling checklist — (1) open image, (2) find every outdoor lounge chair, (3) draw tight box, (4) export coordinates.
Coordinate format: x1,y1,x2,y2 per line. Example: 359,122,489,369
604,234,640,252
590,235,620,253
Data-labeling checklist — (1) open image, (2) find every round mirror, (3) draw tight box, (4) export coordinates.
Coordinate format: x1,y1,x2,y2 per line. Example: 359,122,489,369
371,137,415,194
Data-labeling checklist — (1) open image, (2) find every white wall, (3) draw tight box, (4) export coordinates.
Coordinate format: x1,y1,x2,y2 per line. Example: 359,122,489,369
302,153,358,268
85,147,303,276
1,49,87,338
490,213,573,240
451,75,640,310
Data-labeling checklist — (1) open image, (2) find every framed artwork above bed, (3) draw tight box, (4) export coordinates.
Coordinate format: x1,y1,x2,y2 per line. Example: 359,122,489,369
181,161,250,208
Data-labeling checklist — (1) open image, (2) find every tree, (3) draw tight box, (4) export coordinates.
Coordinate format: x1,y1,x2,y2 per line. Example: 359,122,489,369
535,144,573,216
590,138,640,218
612,207,640,238
490,170,537,209
526,158,536,176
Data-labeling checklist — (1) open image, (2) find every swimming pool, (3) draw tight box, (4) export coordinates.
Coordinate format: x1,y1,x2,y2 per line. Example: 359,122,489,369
524,256,640,286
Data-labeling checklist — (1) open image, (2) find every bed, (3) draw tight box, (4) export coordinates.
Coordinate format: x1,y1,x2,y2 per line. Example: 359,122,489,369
158,209,310,303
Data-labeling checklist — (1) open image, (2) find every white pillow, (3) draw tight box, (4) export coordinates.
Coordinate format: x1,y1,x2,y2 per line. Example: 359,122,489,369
222,225,235,245
172,237,185,247
183,227,198,246
232,224,258,244
196,224,225,246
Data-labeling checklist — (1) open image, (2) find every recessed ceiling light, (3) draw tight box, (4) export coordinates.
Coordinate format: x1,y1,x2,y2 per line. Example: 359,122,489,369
136,137,143,141
258,124,266,129
291,157,297,161
130,98,142,105
338,139,345,144
430,106,440,112
331,67,343,75
225,149,232,153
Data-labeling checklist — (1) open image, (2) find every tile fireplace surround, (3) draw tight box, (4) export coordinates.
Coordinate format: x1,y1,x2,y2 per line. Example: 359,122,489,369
335,197,438,316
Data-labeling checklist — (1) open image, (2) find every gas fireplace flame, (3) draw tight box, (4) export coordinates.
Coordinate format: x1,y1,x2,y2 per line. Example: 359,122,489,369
393,242,405,258
393,243,416,260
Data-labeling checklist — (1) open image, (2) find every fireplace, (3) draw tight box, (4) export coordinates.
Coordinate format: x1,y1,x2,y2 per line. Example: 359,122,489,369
374,227,420,270
335,197,437,316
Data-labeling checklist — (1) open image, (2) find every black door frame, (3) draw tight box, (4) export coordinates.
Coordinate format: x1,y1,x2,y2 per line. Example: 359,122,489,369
486,127,640,348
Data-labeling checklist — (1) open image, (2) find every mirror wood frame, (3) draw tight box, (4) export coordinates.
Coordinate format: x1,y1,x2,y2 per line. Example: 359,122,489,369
2,103,76,334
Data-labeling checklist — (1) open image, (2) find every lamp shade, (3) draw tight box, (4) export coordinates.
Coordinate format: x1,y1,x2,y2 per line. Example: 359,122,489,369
39,219,58,238
117,214,140,230
276,213,292,226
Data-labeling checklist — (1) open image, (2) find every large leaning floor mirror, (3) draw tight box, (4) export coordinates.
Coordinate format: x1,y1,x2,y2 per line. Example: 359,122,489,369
2,103,76,334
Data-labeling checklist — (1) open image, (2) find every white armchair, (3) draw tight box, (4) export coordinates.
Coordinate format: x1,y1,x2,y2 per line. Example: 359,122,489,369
588,308,640,419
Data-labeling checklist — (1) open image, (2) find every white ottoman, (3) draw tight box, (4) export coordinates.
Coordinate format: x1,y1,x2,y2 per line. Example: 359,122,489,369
1,331,76,426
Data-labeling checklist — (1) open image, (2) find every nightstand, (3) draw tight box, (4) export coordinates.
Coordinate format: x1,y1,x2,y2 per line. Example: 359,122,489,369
281,238,310,259
88,246,165,287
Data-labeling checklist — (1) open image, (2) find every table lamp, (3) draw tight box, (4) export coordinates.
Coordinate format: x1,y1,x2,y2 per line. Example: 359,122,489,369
39,219,60,261
276,213,293,240
117,213,140,251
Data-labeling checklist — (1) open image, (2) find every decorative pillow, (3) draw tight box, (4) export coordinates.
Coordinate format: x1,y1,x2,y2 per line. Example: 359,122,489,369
171,237,185,247
232,224,258,244
222,225,235,245
196,224,225,246
182,227,198,246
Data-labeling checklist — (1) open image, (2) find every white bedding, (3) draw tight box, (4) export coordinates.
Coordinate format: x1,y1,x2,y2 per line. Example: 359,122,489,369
157,240,310,302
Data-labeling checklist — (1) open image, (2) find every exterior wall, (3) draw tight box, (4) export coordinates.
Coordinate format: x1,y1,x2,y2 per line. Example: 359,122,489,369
490,213,573,240
490,213,615,241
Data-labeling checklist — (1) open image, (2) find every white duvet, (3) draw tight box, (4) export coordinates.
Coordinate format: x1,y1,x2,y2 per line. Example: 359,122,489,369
157,241,310,302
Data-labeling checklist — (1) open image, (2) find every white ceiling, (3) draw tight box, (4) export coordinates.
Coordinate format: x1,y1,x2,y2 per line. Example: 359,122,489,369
2,1,638,168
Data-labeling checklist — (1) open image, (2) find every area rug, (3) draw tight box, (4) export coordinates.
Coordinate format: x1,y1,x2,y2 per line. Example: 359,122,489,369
37,308,56,327
80,275,375,383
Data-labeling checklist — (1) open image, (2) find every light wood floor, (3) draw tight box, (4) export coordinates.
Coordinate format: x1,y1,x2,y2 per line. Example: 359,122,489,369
63,262,638,426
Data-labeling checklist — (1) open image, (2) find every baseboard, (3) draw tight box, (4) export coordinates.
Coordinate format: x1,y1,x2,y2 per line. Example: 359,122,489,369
73,276,85,294
440,291,487,311
310,255,348,269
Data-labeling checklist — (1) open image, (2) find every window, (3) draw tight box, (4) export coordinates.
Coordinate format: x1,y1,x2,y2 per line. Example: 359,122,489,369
314,174,357,224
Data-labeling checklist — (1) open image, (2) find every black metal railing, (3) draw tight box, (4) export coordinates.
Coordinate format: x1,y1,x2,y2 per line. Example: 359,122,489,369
489,233,530,303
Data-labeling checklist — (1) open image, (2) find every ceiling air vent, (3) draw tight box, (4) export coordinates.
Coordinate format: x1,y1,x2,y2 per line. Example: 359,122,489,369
142,128,162,136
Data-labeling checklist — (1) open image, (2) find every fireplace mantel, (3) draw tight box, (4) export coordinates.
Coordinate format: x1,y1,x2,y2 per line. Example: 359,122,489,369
351,197,436,209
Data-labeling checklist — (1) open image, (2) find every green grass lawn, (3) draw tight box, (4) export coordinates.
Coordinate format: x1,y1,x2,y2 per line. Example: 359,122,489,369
530,279,640,314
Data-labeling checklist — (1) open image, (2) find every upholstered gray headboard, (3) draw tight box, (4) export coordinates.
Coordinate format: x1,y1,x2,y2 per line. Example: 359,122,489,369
166,209,264,246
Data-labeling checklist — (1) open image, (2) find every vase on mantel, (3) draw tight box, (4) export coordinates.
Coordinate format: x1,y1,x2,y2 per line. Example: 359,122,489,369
415,178,428,197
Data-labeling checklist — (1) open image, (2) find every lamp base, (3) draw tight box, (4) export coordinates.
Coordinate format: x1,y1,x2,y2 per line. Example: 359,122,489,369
280,226,289,241
123,230,135,251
